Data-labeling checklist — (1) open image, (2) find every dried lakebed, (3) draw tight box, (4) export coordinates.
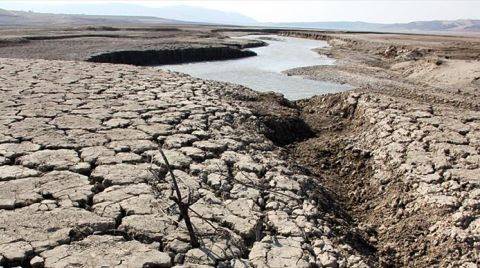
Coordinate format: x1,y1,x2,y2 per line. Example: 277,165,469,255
0,58,370,267
1,35,479,267
161,35,352,100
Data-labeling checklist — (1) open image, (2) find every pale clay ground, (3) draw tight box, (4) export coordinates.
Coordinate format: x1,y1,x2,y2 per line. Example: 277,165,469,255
350,93,480,266
0,33,480,267
0,58,369,267
283,31,480,266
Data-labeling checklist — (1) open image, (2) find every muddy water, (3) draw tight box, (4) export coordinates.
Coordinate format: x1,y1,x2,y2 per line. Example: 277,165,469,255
160,35,351,100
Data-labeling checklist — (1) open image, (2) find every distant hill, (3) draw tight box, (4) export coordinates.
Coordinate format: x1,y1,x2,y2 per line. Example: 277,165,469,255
270,19,480,33
1,2,478,34
386,20,480,32
0,8,180,26
269,21,388,32
0,3,257,26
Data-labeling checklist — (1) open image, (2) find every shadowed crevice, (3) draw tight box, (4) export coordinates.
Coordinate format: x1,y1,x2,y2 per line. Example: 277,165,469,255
86,47,257,66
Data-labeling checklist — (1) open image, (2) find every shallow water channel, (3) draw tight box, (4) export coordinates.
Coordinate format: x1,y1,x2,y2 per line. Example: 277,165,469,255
160,35,351,100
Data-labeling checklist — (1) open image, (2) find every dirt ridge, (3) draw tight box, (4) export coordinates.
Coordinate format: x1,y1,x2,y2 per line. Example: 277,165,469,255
86,46,257,66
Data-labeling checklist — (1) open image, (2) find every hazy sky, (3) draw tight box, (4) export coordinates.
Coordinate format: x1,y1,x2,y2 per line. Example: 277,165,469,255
1,1,479,23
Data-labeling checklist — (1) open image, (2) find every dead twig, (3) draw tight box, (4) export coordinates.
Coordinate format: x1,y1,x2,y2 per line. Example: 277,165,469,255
150,147,200,248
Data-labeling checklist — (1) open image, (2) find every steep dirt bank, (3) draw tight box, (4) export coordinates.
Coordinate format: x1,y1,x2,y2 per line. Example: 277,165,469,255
247,89,480,267
255,30,480,267
86,46,257,66
238,91,381,265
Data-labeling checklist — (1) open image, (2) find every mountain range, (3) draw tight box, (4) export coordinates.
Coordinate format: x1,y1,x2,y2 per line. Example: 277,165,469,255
270,20,480,33
0,2,479,34
0,8,180,26
0,3,256,26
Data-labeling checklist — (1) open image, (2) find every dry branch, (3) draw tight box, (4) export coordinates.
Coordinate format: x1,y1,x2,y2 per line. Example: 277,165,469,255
150,147,200,248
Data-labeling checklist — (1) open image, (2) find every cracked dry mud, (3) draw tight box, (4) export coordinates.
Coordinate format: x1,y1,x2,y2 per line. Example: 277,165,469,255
0,58,371,267
292,92,480,267
354,94,480,266
275,31,479,267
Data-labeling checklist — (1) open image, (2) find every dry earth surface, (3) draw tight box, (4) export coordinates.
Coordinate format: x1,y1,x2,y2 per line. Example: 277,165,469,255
0,26,479,268
0,26,264,64
279,31,480,266
0,58,373,267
